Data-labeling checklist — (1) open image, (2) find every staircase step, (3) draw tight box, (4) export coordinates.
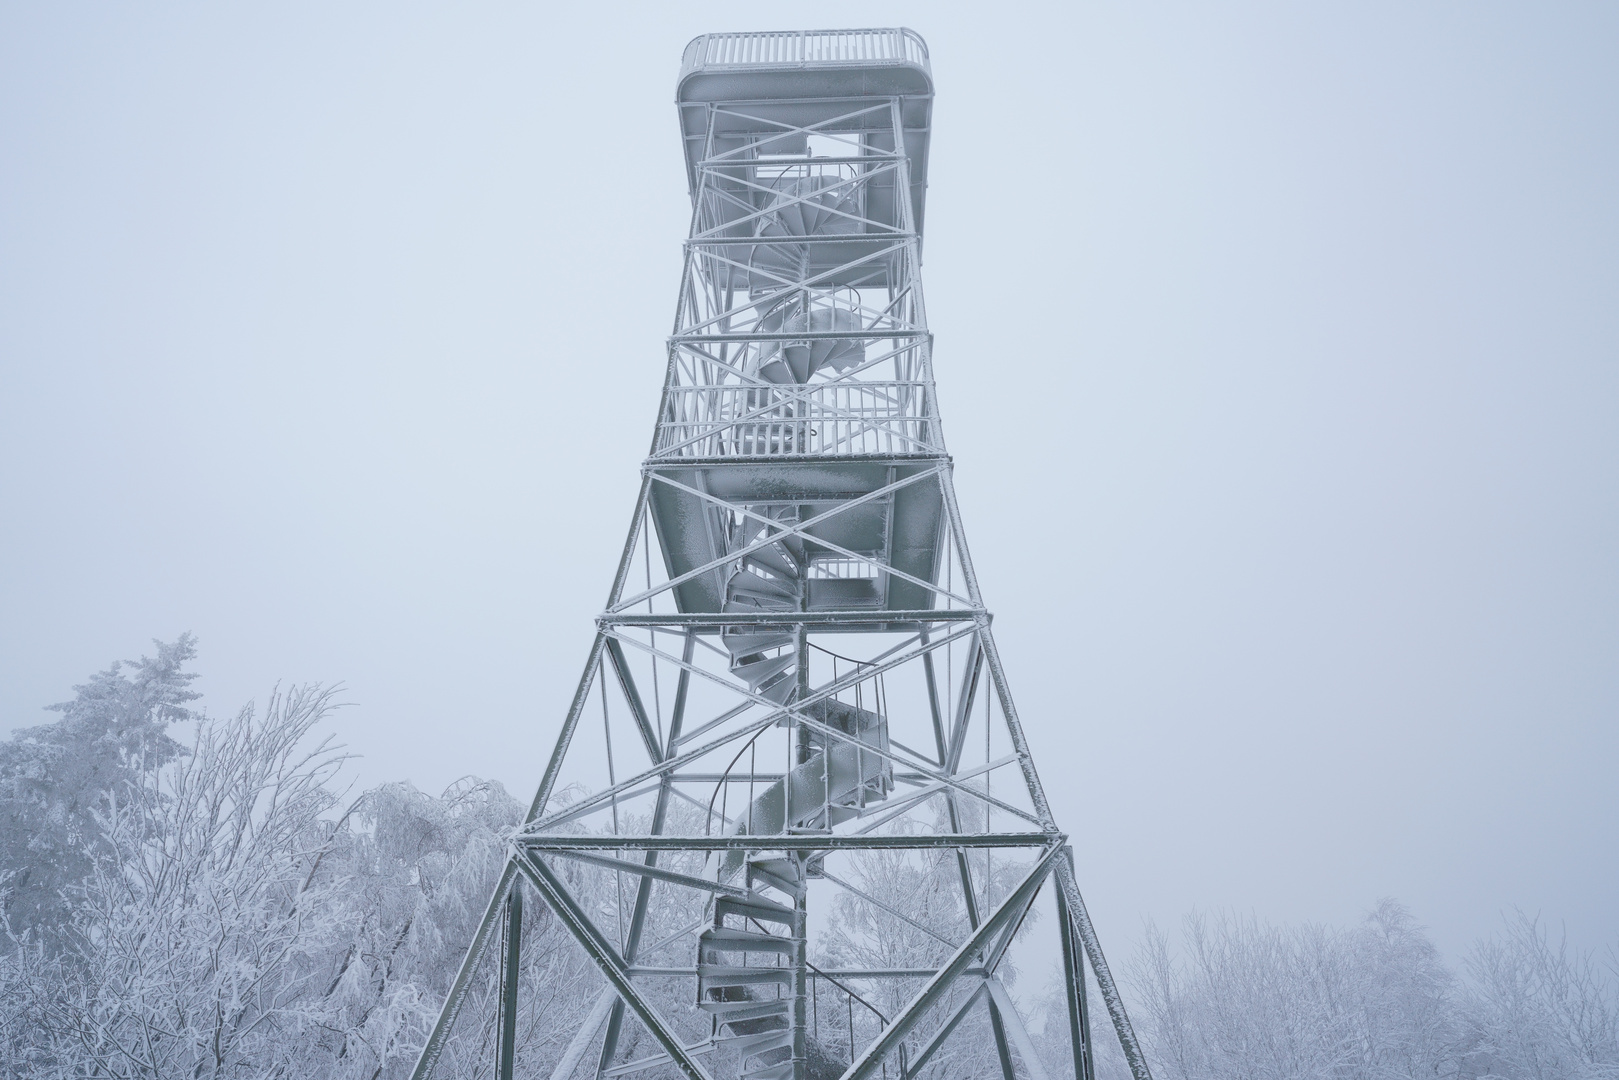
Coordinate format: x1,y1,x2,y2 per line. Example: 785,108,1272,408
758,674,797,704
745,547,798,579
732,652,796,690
721,630,795,657
699,966,794,990
745,1062,796,1080
802,697,885,738
716,893,795,926
728,1028,794,1058
697,999,791,1021
701,926,795,956
730,572,797,602
747,858,804,898
807,576,881,609
826,804,860,826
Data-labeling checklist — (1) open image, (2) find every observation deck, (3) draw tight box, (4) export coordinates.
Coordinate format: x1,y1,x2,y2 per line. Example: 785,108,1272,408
677,28,933,238
651,28,945,621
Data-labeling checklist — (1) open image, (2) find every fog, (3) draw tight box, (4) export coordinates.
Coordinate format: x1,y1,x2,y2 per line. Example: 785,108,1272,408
2,1,1614,967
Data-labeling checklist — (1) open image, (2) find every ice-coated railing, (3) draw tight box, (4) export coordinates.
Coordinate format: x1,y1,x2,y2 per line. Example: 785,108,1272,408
655,381,937,459
680,28,929,79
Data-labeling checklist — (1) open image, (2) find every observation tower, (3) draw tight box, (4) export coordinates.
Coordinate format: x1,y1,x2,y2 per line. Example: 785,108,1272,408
413,28,1153,1080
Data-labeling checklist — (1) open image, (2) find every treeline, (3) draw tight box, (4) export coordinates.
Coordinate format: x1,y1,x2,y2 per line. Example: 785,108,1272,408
1,639,1613,1079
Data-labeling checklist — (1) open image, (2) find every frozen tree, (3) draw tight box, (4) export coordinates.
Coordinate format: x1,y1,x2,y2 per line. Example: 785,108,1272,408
310,777,525,1079
1127,899,1459,1080
5,682,350,1078
1461,911,1619,1080
0,639,711,1079
0,635,198,945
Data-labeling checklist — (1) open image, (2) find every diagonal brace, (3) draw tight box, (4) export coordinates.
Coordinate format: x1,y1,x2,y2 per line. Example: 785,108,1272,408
839,842,1065,1080
513,849,716,1080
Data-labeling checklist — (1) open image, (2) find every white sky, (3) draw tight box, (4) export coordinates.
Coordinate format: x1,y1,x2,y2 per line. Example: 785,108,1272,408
2,3,1615,963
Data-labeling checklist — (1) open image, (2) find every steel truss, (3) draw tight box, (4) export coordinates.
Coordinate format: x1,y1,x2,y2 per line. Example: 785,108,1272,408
412,27,1154,1080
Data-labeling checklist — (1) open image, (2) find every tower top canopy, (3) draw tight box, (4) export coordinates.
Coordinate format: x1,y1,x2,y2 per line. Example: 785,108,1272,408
679,27,930,91
676,28,934,233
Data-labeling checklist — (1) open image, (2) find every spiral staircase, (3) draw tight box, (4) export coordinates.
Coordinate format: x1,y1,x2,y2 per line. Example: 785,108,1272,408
704,459,894,1079
703,502,895,1078
696,701,893,1079
697,859,803,1080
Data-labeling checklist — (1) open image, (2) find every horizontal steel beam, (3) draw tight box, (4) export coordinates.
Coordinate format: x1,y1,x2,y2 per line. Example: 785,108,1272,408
625,967,988,979
686,232,913,246
600,610,982,628
642,453,949,468
540,848,752,898
519,831,1058,851
700,152,900,167
674,329,924,343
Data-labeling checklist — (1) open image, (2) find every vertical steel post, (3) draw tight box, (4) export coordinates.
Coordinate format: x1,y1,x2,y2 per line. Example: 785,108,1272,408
496,886,524,1080
1056,882,1096,1080
1056,857,1154,1080
791,854,810,1080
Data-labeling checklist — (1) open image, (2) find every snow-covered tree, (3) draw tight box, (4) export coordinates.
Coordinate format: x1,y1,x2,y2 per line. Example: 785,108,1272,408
1461,911,1619,1080
1127,899,1459,1080
309,776,525,1079
10,683,350,1078
0,635,198,945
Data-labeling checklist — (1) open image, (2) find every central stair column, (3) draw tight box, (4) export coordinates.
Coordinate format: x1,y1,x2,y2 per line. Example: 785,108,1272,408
793,622,812,768
790,604,810,1080
790,854,809,1080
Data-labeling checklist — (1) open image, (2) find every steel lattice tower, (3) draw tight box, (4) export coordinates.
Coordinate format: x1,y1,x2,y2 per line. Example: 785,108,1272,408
413,28,1153,1080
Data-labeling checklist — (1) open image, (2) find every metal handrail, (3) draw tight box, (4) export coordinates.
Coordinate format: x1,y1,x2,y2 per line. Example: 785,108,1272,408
706,725,770,838
681,28,929,79
655,379,939,459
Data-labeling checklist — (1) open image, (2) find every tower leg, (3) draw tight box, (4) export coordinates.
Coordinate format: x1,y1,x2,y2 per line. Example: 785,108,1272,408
987,1006,1019,1080
1056,858,1154,1080
1057,885,1096,1080
496,886,524,1080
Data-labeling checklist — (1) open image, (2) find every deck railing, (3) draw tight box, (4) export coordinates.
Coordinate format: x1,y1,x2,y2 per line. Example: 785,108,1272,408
655,380,937,459
681,28,929,79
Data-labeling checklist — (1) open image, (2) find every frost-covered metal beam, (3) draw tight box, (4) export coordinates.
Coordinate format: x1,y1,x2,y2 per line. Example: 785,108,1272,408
839,842,1064,1080
522,832,1056,852
985,978,1053,1080
1056,883,1097,1080
900,981,986,1079
409,859,518,1080
601,610,982,627
1055,855,1154,1080
495,887,524,1080
513,850,716,1080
